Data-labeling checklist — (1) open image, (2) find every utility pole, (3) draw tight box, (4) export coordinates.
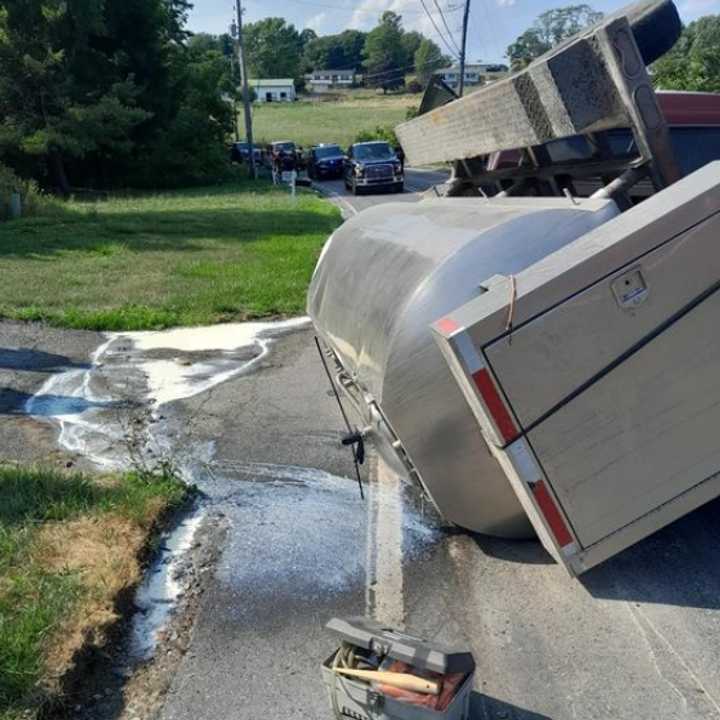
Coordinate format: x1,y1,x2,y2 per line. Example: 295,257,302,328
228,28,240,142
458,0,471,97
234,0,256,179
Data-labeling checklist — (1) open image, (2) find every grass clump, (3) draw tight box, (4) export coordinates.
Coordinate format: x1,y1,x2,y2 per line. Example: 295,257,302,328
0,179,341,331
0,466,188,719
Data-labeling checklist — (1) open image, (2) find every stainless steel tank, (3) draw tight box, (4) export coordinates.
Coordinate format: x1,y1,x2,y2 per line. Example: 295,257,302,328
308,196,618,537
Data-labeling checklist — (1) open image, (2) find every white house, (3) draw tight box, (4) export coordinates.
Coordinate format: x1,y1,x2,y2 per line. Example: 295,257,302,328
306,69,357,93
436,63,509,90
249,79,296,103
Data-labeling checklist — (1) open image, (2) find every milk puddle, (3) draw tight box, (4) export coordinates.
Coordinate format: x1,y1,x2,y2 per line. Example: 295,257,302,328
24,317,311,659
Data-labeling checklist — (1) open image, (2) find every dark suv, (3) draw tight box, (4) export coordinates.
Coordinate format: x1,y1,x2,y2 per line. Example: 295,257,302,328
343,141,404,195
308,144,345,180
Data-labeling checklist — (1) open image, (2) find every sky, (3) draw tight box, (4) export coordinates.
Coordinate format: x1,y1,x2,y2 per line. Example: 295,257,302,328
188,0,720,64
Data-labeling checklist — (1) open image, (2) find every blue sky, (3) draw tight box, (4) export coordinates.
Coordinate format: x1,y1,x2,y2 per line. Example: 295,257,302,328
188,0,720,63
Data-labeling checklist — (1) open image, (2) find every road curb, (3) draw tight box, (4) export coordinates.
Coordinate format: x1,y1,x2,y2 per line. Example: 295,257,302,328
311,181,358,220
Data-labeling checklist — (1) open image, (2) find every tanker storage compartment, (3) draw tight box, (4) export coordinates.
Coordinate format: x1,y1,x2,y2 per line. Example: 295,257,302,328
308,196,618,537
433,162,720,575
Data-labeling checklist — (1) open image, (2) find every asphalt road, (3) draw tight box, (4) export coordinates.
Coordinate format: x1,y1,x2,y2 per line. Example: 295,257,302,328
3,172,720,719
155,327,720,720
317,166,451,216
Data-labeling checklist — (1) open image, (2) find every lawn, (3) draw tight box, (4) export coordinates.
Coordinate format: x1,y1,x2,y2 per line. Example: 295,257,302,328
0,179,341,331
0,466,188,720
251,91,420,148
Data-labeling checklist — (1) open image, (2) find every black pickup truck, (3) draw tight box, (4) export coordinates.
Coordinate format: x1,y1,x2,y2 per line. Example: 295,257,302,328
343,141,404,195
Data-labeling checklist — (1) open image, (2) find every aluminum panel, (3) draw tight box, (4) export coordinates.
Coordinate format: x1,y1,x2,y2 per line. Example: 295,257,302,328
528,288,720,547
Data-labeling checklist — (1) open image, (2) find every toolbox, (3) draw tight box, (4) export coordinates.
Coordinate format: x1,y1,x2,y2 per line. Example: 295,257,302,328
322,617,476,720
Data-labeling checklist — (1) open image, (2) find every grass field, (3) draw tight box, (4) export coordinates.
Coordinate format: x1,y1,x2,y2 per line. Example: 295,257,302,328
0,466,188,720
251,92,419,148
0,179,341,331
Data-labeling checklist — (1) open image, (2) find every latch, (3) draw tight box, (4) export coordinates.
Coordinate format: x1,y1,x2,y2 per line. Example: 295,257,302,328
612,267,649,309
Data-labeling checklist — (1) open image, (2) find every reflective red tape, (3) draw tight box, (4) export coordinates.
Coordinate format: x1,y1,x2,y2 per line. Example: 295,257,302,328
532,480,573,548
471,368,519,444
436,317,460,336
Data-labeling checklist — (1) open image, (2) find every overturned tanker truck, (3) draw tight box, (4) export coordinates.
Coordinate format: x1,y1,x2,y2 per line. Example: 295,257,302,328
308,0,720,576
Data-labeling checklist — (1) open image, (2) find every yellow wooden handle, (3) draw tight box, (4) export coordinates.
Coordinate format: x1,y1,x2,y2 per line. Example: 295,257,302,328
334,667,440,696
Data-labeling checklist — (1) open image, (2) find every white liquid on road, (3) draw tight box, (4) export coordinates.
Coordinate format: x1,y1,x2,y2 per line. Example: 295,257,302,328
23,317,313,658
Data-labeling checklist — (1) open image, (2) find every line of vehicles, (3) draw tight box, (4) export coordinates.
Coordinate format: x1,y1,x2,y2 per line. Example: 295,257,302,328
230,139,405,195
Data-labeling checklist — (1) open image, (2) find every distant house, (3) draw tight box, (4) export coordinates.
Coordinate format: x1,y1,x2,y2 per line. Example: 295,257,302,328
249,79,296,103
306,69,357,93
436,63,509,90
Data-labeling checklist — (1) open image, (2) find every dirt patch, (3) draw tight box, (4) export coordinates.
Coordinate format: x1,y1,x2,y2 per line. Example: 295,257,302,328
53,509,228,720
35,515,149,690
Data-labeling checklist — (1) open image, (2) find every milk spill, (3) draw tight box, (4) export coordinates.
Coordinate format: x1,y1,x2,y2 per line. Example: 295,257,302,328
23,318,311,659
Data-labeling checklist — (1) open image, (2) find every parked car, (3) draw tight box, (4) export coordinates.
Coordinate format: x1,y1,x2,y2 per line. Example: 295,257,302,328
343,141,404,195
268,140,300,174
308,144,345,180
230,142,262,164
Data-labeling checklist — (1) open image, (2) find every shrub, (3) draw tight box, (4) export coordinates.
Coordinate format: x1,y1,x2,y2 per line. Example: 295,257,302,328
355,125,399,147
0,162,44,220
406,79,423,94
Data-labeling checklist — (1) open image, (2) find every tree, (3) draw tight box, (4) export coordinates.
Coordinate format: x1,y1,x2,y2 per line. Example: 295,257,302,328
0,0,154,193
363,12,406,92
302,29,366,72
507,5,604,71
0,1,235,192
300,28,317,49
338,30,366,71
652,15,720,93
401,30,424,67
244,18,303,80
140,43,235,187
303,35,343,71
414,38,447,86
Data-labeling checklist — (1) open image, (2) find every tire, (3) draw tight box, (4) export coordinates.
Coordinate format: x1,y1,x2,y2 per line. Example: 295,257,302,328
394,182,404,194
352,179,363,196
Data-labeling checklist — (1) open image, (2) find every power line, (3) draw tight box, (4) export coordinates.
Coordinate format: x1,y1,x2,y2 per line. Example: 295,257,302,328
362,50,450,80
418,0,461,59
246,0,462,17
432,0,462,55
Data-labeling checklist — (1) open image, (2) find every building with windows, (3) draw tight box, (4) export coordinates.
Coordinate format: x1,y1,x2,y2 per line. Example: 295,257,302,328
249,79,296,103
436,63,509,90
306,69,357,93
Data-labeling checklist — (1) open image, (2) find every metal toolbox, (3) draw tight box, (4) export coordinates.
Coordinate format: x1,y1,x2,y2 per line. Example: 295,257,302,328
321,617,475,720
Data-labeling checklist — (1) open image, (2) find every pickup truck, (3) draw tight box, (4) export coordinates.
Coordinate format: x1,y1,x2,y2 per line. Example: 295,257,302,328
308,0,720,577
343,141,404,195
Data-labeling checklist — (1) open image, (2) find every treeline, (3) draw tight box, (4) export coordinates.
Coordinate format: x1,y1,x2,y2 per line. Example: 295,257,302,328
0,0,236,194
241,12,449,91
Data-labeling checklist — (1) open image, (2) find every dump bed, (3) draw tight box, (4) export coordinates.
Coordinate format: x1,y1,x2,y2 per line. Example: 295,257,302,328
432,162,720,575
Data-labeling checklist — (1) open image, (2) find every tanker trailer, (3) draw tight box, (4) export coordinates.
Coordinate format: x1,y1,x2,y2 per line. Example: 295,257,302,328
307,197,619,537
307,0,707,561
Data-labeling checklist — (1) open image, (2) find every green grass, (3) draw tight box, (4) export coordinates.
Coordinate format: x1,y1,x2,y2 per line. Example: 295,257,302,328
251,92,419,148
0,178,341,331
0,466,188,720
